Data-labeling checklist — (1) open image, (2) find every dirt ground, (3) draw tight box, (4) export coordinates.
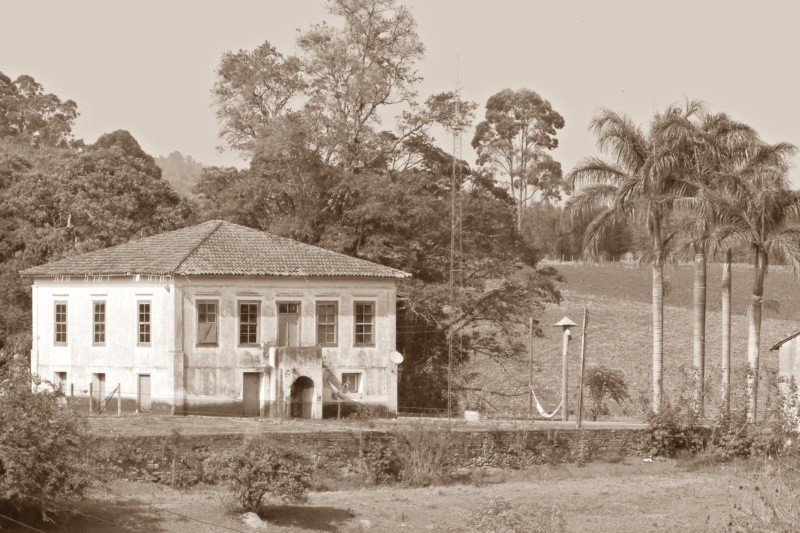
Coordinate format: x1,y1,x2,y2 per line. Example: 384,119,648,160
7,459,747,533
87,414,647,437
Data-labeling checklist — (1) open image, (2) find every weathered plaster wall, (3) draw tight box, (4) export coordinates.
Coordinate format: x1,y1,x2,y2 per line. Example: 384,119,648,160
31,276,400,418
176,277,398,418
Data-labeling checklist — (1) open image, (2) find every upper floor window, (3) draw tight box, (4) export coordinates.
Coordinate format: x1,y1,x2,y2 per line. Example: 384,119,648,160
138,302,151,345
354,302,375,347
277,302,300,347
197,300,218,346
316,302,337,347
239,301,259,346
54,302,67,345
93,301,106,345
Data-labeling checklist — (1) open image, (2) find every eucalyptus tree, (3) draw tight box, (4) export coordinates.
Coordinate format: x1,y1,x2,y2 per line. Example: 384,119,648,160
566,104,698,413
471,88,565,232
708,142,800,422
656,109,758,417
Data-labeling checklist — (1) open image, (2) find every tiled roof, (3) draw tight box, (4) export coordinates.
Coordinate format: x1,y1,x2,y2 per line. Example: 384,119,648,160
20,220,410,279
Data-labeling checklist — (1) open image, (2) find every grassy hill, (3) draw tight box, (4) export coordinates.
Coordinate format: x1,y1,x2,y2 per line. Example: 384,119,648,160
467,262,800,421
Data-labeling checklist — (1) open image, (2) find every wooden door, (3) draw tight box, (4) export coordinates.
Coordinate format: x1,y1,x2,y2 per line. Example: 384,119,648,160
278,303,300,347
92,373,105,411
243,373,261,416
138,374,151,413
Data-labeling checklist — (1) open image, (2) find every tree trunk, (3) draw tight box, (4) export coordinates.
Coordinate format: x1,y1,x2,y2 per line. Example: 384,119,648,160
692,243,707,417
721,249,732,416
652,259,665,414
747,249,768,423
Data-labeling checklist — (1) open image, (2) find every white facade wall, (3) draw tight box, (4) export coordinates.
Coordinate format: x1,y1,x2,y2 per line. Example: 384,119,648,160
31,275,399,418
31,277,174,411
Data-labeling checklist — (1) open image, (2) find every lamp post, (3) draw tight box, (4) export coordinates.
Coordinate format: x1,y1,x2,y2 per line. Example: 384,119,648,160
555,316,577,421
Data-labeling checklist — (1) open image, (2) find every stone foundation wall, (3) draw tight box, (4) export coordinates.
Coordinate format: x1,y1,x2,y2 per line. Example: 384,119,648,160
91,427,652,481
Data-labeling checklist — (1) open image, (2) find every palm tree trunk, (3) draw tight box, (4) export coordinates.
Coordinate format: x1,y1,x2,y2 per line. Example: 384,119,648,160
692,243,707,417
747,248,768,422
721,249,732,416
652,218,665,413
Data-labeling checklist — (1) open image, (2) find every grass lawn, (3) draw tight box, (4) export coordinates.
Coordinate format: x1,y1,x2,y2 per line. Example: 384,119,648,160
16,459,750,532
468,261,800,419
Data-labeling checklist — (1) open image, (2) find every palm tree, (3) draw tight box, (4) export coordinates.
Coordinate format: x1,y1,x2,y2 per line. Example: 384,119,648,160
655,110,758,417
708,142,800,422
566,105,698,413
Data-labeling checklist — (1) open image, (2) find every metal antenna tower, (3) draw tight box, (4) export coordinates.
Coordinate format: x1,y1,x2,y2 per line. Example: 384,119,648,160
447,52,463,419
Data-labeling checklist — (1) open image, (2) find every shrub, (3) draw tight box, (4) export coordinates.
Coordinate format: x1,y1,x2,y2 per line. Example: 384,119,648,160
394,422,454,486
584,366,629,420
0,362,92,522
362,440,402,484
208,436,312,513
459,496,565,533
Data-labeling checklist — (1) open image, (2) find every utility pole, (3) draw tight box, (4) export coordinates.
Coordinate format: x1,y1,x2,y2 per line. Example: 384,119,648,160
528,317,533,419
576,309,588,429
447,52,463,420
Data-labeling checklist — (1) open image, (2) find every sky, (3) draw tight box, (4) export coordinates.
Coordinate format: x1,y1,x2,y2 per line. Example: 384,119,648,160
2,0,800,183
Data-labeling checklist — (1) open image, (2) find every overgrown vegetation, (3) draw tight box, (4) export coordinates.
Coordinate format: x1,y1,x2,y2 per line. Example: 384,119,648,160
584,366,629,421
459,496,565,533
0,361,92,523
207,436,312,513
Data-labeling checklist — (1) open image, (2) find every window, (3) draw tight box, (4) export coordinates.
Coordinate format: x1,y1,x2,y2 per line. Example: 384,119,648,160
278,303,299,315
341,372,361,394
277,302,300,348
197,300,218,346
354,302,375,346
316,302,337,346
54,302,67,345
93,301,106,345
239,302,259,345
138,302,151,345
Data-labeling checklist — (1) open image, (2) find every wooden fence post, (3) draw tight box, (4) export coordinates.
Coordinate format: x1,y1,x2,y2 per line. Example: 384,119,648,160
89,382,93,415
117,383,122,416
577,308,589,429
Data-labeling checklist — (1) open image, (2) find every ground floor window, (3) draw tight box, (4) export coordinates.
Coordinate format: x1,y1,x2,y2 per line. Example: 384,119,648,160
341,372,362,394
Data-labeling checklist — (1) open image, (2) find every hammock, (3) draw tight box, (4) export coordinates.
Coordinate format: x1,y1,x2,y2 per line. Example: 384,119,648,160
530,385,563,419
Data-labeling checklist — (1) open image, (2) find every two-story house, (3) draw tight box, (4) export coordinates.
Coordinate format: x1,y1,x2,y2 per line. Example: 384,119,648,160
21,220,409,418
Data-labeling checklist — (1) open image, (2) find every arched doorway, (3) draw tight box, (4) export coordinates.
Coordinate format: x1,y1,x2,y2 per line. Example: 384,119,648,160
290,376,314,418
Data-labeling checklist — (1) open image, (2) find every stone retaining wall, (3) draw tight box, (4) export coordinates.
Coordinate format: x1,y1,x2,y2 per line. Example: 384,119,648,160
92,427,652,482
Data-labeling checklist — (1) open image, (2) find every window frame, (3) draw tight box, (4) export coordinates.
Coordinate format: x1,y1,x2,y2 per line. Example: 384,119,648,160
238,300,260,347
54,301,68,346
353,301,375,347
196,299,219,347
92,300,106,346
137,300,151,346
276,301,301,348
315,301,338,347
341,372,362,394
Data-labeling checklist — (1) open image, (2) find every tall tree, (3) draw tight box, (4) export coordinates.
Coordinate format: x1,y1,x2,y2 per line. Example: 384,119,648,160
565,104,698,413
0,72,78,148
707,142,800,422
212,0,472,171
657,108,758,417
471,88,565,232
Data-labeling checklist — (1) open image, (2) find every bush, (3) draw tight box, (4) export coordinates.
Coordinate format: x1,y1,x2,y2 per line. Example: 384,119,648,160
585,366,629,420
208,436,312,513
459,496,565,533
362,440,402,484
394,422,454,486
0,362,92,522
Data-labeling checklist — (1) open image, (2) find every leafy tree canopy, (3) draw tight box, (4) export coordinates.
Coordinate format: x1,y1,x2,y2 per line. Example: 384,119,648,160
0,72,78,148
472,88,565,231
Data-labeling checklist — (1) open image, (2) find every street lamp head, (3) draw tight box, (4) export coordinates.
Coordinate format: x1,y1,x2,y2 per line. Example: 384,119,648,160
554,316,578,330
